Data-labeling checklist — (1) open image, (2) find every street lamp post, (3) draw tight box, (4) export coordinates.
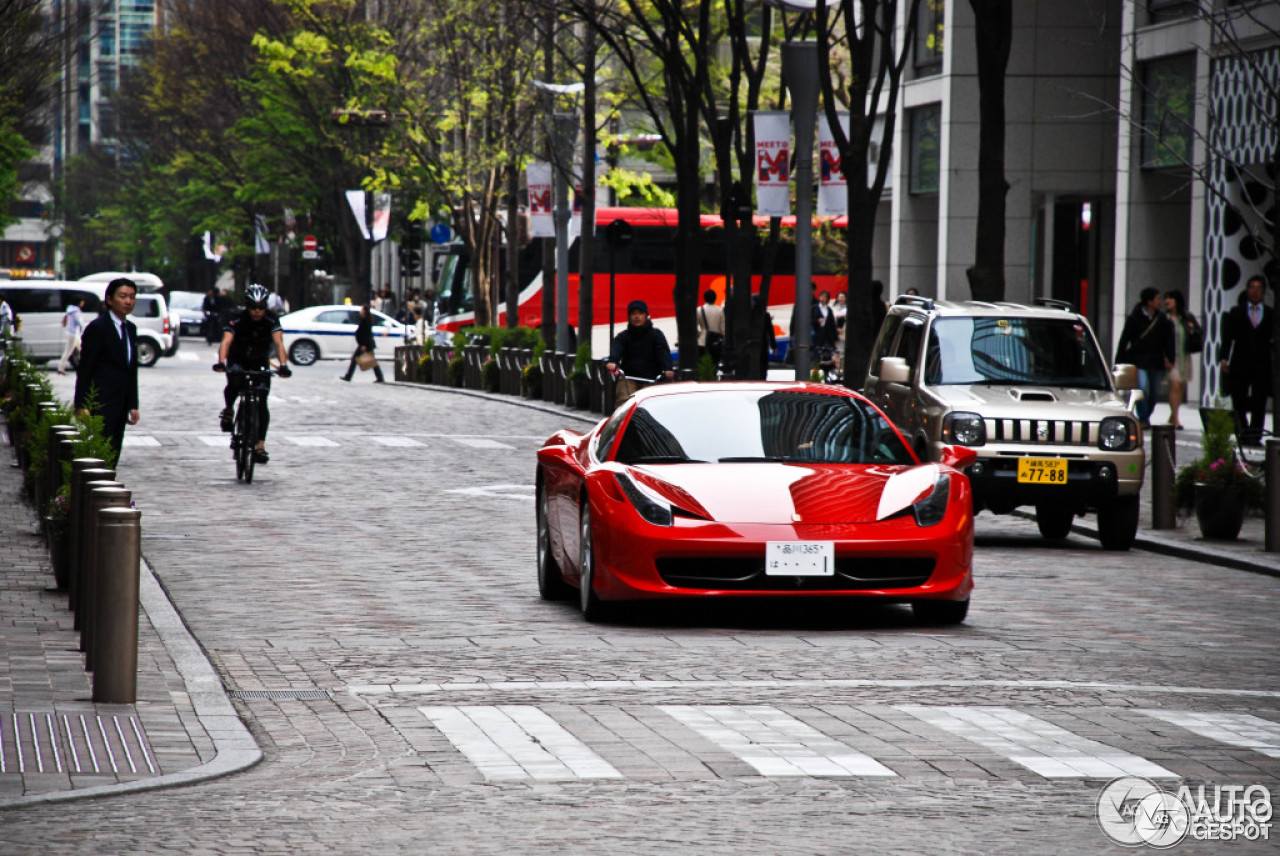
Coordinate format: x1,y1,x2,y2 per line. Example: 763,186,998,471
783,42,819,382
550,111,578,354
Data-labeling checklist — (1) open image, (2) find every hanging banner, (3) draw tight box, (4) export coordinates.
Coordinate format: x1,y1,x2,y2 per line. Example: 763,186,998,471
371,192,391,242
753,111,791,218
345,190,370,241
526,162,554,238
818,111,849,217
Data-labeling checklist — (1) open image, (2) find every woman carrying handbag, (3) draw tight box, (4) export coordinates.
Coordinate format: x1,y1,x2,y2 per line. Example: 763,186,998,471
1163,289,1202,429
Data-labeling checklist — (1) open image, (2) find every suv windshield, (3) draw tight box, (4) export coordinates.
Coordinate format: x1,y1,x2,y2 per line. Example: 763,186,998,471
925,317,1111,389
614,390,914,465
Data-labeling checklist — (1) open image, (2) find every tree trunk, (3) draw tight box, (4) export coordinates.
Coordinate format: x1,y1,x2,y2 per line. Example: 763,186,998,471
965,0,1012,303
577,21,598,352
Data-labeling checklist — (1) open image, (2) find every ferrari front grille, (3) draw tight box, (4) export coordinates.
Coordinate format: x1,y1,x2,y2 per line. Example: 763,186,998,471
655,556,935,591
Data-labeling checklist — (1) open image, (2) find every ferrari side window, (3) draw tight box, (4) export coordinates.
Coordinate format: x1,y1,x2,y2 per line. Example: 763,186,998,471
593,408,629,461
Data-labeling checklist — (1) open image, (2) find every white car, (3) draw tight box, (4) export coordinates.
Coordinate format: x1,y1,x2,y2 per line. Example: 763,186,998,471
280,305,408,366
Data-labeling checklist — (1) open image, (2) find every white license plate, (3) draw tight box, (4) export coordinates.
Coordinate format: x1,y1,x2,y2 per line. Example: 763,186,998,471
765,541,835,576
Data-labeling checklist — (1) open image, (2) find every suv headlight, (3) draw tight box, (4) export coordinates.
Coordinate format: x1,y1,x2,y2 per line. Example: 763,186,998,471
943,412,986,447
1098,417,1137,451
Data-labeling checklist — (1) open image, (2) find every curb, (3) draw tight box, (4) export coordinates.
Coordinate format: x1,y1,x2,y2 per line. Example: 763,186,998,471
0,558,262,809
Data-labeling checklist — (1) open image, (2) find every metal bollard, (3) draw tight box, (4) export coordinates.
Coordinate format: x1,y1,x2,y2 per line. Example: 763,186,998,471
80,484,130,668
92,506,141,704
46,424,77,515
1150,424,1177,529
1266,439,1280,552
71,469,114,617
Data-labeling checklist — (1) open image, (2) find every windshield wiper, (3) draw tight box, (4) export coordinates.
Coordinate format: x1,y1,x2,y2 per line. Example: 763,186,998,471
717,455,799,463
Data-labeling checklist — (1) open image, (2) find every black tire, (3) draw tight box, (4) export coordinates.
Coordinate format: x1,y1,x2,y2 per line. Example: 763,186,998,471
136,339,160,367
289,340,319,366
536,484,571,600
913,598,970,625
577,504,609,622
1097,494,1139,551
233,406,248,482
242,403,259,484
1035,504,1074,540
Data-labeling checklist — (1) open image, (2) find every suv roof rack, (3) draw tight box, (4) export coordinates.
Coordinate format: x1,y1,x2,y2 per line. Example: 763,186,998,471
1033,297,1076,312
894,294,934,310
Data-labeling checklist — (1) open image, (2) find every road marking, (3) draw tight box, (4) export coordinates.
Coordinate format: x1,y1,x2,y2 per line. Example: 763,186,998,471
1141,710,1280,758
899,705,1179,779
369,435,425,447
199,436,230,447
177,351,199,361
451,437,516,450
122,435,161,447
348,678,1280,699
420,705,622,781
660,705,896,777
444,484,535,501
282,436,341,447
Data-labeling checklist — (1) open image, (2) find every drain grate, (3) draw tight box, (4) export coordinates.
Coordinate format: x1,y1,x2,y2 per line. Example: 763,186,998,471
228,689,333,701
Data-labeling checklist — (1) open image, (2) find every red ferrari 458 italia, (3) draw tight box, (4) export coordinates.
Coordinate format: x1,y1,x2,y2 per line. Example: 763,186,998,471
535,382,976,623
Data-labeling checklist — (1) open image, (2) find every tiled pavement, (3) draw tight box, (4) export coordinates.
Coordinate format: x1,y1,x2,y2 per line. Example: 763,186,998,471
0,386,1276,808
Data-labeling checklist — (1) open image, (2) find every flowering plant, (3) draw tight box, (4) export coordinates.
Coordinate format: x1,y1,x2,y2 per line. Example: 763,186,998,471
1175,409,1265,512
43,490,71,540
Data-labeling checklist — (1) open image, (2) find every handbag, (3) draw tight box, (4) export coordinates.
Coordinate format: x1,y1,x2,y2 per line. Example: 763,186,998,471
700,308,724,361
1184,315,1204,354
356,351,378,371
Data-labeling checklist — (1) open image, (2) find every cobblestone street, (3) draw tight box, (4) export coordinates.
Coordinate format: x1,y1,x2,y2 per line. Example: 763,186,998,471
2,343,1277,854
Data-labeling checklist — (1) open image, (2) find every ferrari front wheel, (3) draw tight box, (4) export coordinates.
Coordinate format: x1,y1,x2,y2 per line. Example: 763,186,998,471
913,598,969,626
577,504,609,623
536,484,571,600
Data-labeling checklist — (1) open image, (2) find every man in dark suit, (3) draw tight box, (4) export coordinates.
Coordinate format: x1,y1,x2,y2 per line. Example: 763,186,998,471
74,278,140,465
1219,274,1273,445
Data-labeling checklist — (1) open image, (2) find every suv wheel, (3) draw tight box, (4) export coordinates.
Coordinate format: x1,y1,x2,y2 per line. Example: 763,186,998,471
1097,494,1139,551
1035,505,1074,540
136,339,160,367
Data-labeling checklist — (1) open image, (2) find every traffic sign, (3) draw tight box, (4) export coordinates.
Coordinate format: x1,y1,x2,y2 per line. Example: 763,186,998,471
430,223,452,244
303,235,317,251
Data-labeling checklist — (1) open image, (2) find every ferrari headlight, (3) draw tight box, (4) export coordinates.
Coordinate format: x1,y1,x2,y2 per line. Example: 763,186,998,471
1099,416,1137,451
911,473,951,527
943,412,986,447
614,472,673,526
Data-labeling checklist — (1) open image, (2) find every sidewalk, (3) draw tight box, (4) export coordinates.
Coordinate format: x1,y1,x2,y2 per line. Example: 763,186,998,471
0,436,259,809
0,392,1275,806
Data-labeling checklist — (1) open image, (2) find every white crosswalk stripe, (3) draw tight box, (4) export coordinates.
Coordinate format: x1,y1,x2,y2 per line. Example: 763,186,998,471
1141,710,1280,758
122,435,161,447
421,705,623,781
899,705,1179,779
281,435,341,447
659,705,896,777
369,435,425,447
451,437,516,450
199,436,230,447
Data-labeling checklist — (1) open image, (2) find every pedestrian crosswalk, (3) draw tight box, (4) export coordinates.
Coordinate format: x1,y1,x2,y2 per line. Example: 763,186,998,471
122,433,524,450
408,702,1280,783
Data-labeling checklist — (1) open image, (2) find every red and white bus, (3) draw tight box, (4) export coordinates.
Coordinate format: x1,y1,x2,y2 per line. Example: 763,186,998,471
430,206,848,361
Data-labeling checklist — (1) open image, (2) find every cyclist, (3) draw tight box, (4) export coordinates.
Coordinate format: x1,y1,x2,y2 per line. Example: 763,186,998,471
606,300,675,380
214,284,290,464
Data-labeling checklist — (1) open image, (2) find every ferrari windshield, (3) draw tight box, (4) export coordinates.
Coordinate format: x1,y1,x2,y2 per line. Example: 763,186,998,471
924,316,1111,388
613,390,914,465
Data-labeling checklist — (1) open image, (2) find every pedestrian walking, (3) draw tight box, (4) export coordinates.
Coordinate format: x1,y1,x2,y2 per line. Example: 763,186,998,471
73,278,140,465
697,289,725,362
58,297,86,374
1162,289,1202,430
1219,274,1273,445
340,303,385,383
1115,286,1174,428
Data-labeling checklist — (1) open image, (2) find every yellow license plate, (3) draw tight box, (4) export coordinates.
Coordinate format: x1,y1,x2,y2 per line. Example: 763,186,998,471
1017,457,1068,484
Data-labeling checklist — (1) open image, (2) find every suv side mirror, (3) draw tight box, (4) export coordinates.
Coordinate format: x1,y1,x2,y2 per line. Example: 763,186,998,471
1112,363,1138,391
878,356,910,384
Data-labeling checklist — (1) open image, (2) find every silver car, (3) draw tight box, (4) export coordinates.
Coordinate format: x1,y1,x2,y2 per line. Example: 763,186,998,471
862,296,1144,550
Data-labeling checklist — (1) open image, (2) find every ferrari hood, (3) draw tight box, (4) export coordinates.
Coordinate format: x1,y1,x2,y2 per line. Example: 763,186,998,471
630,463,942,525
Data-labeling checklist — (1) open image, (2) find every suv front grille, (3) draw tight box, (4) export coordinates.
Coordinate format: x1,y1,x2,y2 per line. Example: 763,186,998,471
986,417,1095,447
656,556,935,591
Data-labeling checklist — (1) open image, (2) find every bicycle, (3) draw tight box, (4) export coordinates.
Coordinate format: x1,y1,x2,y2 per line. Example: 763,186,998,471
216,366,283,483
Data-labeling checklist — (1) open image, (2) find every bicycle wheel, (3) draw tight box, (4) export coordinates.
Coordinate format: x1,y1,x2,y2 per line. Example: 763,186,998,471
233,401,250,481
243,396,260,484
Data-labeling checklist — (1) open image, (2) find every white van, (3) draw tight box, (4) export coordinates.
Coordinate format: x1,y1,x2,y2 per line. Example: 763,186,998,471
0,279,172,367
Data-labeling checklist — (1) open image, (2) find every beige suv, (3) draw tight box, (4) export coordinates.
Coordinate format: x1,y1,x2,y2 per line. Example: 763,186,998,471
862,297,1144,550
